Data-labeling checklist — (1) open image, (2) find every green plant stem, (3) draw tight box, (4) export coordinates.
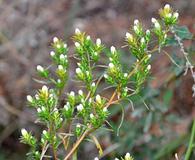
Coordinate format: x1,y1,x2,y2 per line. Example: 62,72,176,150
185,119,195,160
64,127,95,160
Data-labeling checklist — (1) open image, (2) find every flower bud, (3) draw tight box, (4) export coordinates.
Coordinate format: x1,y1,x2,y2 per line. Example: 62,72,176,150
109,63,114,68
126,32,133,41
75,42,80,48
124,73,128,77
70,91,75,97
164,4,170,10
104,74,108,79
37,108,41,113
173,12,179,19
86,35,91,40
76,68,82,74
125,153,131,160
64,43,67,48
58,65,64,70
77,104,84,112
151,18,157,23
94,157,99,160
147,64,151,70
42,130,47,135
75,28,81,34
36,65,44,72
60,54,65,60
90,113,94,119
21,128,28,137
50,51,55,57
103,107,108,112
42,85,48,93
110,46,116,53
95,94,101,103
53,37,59,43
78,90,83,96
27,95,33,103
96,38,101,46
134,19,139,25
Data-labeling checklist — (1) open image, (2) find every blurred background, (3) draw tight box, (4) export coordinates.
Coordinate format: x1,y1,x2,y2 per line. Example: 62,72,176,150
0,0,195,159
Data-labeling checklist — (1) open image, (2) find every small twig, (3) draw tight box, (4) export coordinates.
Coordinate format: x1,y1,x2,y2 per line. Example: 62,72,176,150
64,127,95,160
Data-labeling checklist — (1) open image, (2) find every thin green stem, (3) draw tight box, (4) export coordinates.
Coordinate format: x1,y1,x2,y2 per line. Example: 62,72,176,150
185,119,195,160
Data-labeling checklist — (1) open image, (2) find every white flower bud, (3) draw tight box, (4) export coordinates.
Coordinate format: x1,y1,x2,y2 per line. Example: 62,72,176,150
64,104,69,111
36,65,44,72
27,95,33,103
86,35,91,40
35,94,39,100
92,82,96,87
41,106,46,112
151,18,157,23
134,19,139,25
58,65,64,70
53,37,59,43
124,73,128,77
147,64,151,70
70,91,75,97
96,38,101,46
173,12,179,19
42,85,48,93
154,22,160,29
94,52,98,56
164,4,170,10
94,157,99,160
76,124,81,128
126,32,133,41
37,108,41,113
125,153,131,159
42,130,47,135
141,37,145,44
148,54,151,58
21,128,28,136
64,43,67,48
60,54,65,60
90,113,94,119
103,107,108,112
109,63,114,68
146,29,150,35
115,158,119,160
75,28,81,34
104,74,108,79
75,42,80,48
110,46,116,53
76,68,82,74
96,94,101,103
50,51,55,57
133,25,138,32
77,104,83,112
78,90,83,95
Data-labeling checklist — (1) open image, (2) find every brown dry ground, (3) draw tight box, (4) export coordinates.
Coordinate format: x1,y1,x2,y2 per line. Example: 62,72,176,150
0,0,195,159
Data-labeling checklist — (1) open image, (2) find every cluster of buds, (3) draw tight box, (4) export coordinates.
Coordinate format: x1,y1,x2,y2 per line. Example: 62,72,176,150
21,129,37,147
75,65,92,85
104,46,130,97
74,28,104,61
50,37,69,89
133,19,144,36
159,4,179,26
151,18,167,46
94,152,134,160
126,25,151,60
